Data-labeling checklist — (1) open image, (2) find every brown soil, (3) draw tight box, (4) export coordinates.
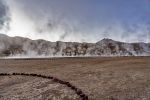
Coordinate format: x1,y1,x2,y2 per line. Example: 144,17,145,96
0,57,150,100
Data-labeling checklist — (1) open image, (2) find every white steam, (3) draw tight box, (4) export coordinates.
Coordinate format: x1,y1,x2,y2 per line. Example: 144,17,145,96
0,0,150,43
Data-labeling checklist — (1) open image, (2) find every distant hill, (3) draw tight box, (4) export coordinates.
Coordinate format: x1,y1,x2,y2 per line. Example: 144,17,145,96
0,34,150,57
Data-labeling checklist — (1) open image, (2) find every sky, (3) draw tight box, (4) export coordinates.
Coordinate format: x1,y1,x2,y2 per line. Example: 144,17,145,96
0,0,150,43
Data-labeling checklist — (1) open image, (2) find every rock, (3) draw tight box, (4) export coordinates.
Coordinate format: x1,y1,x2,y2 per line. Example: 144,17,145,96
0,34,150,57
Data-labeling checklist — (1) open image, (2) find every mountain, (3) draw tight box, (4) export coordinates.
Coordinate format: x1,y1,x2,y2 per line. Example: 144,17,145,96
0,34,150,57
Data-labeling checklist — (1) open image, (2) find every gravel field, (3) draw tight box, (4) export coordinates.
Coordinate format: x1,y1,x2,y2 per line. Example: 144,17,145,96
0,57,150,100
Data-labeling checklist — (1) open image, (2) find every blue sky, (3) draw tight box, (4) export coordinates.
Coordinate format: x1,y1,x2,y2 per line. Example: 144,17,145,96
0,0,150,42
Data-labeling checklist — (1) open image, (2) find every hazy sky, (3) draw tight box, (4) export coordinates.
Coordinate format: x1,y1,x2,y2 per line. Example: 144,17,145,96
0,0,150,42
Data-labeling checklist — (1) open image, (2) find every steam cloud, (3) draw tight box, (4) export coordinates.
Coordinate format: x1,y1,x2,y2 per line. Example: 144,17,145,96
0,0,150,43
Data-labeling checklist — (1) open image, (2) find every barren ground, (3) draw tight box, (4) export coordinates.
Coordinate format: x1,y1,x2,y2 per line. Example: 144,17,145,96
0,57,150,100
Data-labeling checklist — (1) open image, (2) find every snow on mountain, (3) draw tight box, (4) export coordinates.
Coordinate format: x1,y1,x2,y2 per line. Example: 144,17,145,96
0,34,150,57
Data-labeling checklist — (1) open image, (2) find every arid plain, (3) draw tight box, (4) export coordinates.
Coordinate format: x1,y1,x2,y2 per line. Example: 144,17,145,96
0,57,150,100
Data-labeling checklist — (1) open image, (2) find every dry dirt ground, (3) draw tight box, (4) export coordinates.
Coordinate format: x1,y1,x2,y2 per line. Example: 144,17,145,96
0,57,150,100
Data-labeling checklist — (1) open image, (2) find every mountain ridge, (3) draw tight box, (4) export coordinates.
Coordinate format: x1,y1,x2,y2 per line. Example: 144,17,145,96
0,34,150,57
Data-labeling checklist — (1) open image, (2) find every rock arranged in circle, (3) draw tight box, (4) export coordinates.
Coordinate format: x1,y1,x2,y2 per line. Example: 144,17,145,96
0,73,88,100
